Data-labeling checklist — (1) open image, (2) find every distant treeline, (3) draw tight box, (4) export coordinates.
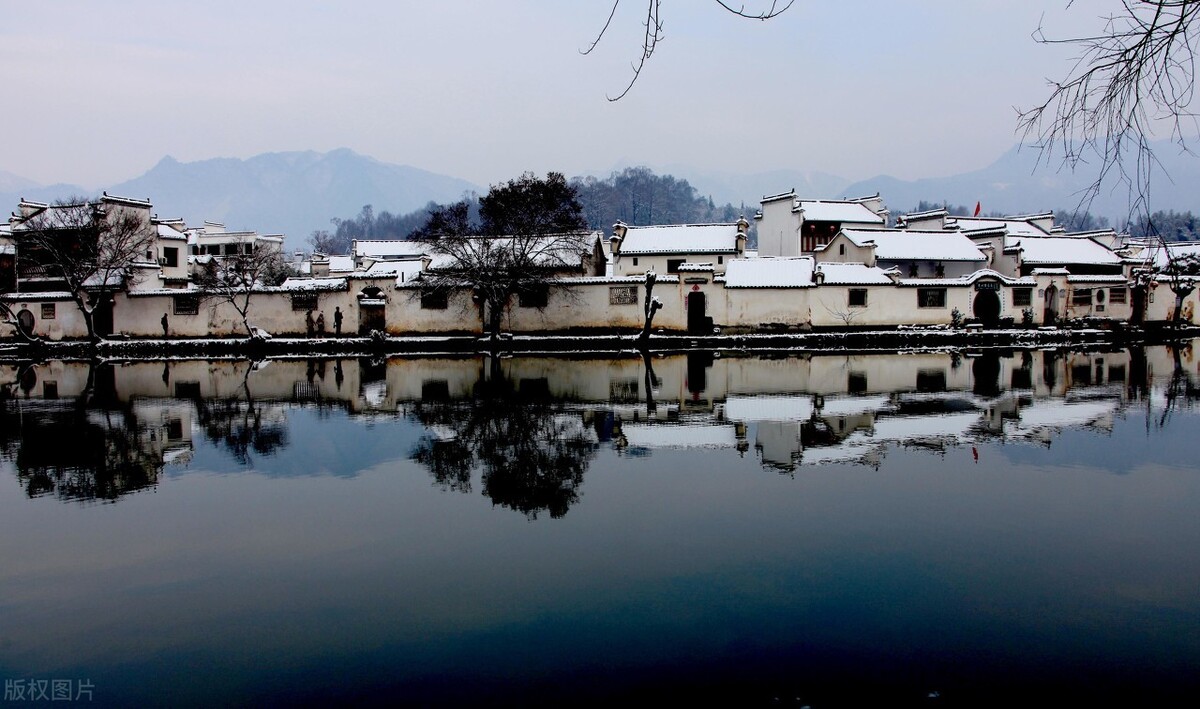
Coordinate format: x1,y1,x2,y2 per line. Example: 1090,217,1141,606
312,186,1200,257
309,167,753,254
899,201,1200,242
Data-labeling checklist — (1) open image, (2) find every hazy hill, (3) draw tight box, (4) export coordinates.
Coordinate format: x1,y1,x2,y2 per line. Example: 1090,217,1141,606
844,142,1200,221
106,149,480,248
649,164,852,209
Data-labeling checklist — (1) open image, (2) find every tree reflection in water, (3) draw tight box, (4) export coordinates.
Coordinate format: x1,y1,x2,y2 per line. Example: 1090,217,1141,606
408,363,596,519
0,363,159,502
190,362,289,465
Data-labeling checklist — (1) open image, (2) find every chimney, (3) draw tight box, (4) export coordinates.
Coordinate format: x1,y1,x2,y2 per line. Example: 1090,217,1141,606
610,221,627,256
735,215,749,255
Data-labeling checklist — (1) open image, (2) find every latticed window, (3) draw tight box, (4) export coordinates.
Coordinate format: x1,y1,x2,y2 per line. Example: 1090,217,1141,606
291,294,318,311
918,288,946,308
173,295,199,315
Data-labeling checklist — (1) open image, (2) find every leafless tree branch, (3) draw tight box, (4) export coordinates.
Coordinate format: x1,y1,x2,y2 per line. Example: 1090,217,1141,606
1017,0,1200,222
584,0,793,101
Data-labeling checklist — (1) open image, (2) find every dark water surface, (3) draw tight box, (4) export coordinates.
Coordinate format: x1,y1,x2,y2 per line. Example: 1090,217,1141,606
1,347,1198,707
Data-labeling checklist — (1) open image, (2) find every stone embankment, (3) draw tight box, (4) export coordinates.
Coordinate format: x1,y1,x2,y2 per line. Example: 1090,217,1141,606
2,323,1196,361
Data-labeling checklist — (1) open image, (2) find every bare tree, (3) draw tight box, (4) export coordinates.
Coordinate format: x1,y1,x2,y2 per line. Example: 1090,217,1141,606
1018,1,1200,220
1156,247,1200,325
820,296,864,327
9,197,156,342
307,229,340,255
583,0,794,100
413,173,595,337
195,246,294,337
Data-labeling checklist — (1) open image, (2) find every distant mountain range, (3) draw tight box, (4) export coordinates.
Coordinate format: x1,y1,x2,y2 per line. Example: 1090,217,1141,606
4,142,1199,249
0,149,480,250
842,142,1200,222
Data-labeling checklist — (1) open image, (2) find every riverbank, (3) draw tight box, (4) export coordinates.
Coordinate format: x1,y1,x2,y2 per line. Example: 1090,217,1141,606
3,322,1196,360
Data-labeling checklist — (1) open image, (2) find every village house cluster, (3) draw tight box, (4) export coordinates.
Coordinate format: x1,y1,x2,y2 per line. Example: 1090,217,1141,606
1,190,1198,341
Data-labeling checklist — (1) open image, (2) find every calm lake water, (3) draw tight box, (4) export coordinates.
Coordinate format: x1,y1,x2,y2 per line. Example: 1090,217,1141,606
1,346,1199,707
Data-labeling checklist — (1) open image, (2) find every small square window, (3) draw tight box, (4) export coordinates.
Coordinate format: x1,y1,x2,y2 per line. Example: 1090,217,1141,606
40,303,55,320
848,289,868,307
1109,288,1127,304
666,259,685,273
519,286,548,308
1012,288,1032,306
420,290,448,309
1072,288,1093,306
632,257,638,266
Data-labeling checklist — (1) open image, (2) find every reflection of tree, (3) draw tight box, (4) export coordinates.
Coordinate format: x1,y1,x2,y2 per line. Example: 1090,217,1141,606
191,364,289,465
1158,343,1200,428
408,367,596,519
0,402,158,503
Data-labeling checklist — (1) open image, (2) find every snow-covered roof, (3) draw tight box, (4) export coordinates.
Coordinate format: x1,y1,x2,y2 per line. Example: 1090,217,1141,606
618,224,741,255
871,411,980,442
621,423,738,448
353,239,431,259
840,228,988,262
797,200,885,224
818,394,891,417
814,262,896,285
0,243,13,255
950,216,1052,237
156,223,187,241
723,257,815,288
724,394,814,421
1011,236,1123,266
1009,399,1116,433
328,255,355,273
359,260,425,283
1147,241,1200,269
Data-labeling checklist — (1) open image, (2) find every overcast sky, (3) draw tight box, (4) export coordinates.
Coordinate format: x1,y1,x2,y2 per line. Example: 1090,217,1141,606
1,1,1103,189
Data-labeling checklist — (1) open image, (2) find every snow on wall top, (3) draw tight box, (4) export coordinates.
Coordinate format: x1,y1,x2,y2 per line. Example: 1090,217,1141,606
841,229,988,262
814,262,895,285
797,200,885,224
723,257,815,288
618,224,740,254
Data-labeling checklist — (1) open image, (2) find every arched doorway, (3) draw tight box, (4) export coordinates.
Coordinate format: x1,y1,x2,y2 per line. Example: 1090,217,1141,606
1043,285,1059,325
15,309,34,336
358,287,386,335
973,288,1001,327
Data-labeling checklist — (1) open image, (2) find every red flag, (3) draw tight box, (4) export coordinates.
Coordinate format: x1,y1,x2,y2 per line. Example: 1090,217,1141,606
973,201,981,217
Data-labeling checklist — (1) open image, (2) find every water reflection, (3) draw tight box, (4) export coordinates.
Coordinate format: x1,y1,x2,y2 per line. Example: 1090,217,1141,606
1,344,1198,506
408,364,596,518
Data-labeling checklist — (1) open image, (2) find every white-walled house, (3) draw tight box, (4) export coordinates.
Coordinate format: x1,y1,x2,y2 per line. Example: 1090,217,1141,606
815,228,989,279
609,221,748,277
756,192,888,258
